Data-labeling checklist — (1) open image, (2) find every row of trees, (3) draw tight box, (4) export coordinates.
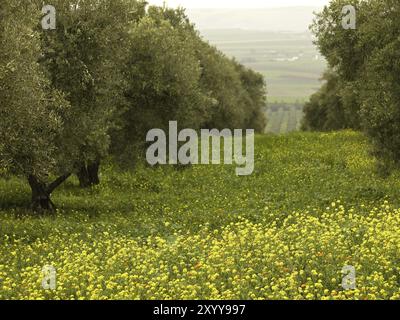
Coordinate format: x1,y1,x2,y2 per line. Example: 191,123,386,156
0,0,267,211
302,0,400,170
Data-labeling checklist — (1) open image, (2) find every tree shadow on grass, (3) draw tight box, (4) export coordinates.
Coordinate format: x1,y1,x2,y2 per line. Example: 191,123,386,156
0,193,31,211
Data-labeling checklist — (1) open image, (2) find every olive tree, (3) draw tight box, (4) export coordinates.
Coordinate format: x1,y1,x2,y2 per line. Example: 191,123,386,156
357,0,400,170
310,0,365,129
113,14,211,163
302,69,347,131
311,0,400,171
38,0,146,187
0,0,69,211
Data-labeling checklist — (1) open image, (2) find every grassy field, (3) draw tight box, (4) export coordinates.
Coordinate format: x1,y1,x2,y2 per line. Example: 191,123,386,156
200,29,326,103
1,131,400,300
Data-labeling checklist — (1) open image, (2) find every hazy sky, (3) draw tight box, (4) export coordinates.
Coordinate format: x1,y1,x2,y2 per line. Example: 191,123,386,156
147,0,331,9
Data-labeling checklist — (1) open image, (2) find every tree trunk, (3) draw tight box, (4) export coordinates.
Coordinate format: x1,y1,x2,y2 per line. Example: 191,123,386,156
28,173,71,213
77,161,100,188
28,175,55,212
77,165,91,188
87,161,100,185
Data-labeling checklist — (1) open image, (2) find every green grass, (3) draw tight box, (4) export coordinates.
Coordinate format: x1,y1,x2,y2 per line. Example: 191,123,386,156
1,131,400,299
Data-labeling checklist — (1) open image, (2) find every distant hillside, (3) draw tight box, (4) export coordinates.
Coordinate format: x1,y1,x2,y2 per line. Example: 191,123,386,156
184,7,327,102
195,29,326,102
186,7,323,32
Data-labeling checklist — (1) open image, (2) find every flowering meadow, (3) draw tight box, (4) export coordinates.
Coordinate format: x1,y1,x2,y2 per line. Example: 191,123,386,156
1,131,400,300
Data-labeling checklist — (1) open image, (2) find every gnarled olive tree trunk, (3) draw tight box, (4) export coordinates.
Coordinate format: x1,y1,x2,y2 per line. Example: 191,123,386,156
28,173,71,212
77,161,100,188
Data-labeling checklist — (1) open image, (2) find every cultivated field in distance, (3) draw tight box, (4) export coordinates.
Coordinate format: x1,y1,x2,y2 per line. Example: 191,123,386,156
200,29,326,104
187,8,327,133
265,103,304,134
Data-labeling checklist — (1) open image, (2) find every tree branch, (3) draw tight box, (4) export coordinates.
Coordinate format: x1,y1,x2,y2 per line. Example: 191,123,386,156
47,173,72,195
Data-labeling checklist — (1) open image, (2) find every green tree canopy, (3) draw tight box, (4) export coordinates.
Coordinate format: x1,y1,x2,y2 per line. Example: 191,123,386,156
38,0,146,186
309,0,400,169
0,0,69,210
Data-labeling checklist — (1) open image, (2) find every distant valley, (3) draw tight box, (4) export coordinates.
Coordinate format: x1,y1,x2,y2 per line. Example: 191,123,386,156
185,7,327,132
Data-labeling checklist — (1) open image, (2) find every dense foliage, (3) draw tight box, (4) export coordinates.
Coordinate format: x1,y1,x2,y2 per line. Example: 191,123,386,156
0,1,70,210
306,0,400,170
37,0,144,187
302,70,347,131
